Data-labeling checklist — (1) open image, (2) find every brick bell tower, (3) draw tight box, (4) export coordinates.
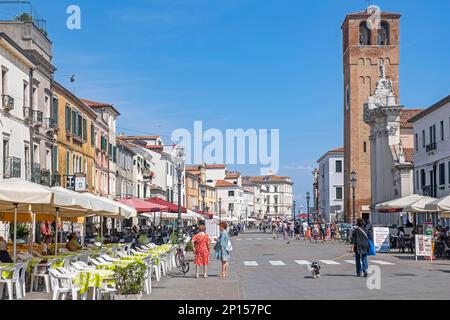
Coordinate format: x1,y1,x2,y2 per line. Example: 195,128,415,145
342,8,401,223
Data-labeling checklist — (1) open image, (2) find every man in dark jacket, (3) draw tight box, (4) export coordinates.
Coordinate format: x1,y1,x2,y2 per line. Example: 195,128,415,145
351,219,372,277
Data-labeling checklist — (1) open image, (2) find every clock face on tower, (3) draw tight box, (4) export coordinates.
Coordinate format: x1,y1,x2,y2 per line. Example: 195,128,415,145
345,84,350,111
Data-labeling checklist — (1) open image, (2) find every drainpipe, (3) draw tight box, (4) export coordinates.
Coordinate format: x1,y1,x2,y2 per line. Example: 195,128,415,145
29,68,34,182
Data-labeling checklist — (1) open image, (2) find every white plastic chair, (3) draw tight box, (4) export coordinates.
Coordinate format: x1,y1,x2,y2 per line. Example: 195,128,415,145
18,261,29,297
48,269,80,300
151,258,161,282
30,260,54,293
142,258,153,295
0,264,22,300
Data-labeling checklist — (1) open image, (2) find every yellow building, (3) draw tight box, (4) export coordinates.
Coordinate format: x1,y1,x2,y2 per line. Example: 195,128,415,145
53,82,96,193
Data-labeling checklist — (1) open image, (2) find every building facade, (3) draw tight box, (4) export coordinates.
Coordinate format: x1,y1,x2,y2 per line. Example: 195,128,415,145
342,8,401,222
54,82,96,193
0,33,36,183
242,175,293,218
116,139,135,199
317,147,345,223
410,95,450,227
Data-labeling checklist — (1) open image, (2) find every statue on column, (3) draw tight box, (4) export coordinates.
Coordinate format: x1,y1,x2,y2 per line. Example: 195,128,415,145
380,60,386,79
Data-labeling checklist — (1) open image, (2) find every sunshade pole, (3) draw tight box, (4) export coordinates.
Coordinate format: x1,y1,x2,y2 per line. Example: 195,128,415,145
100,216,103,250
55,208,59,256
29,211,36,254
13,203,18,264
81,215,86,247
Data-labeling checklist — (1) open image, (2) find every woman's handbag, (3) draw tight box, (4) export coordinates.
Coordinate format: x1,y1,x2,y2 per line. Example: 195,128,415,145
226,240,233,252
368,239,376,256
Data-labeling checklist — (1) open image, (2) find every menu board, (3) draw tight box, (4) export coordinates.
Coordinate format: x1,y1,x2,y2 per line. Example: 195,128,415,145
373,227,390,253
415,235,433,260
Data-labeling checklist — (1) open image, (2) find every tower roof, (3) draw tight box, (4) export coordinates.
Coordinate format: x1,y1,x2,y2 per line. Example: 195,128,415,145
342,8,401,28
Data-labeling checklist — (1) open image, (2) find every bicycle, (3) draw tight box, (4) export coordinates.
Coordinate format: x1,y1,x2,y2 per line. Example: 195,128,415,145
175,241,190,275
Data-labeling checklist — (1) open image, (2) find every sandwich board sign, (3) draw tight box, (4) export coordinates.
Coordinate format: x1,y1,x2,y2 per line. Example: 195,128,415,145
373,227,390,253
415,235,433,261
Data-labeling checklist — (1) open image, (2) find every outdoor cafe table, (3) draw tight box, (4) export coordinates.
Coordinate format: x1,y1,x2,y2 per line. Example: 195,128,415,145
74,269,115,296
0,263,15,280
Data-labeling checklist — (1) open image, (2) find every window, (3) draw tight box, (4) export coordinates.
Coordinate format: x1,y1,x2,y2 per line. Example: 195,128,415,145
3,139,9,176
52,97,58,125
1,68,8,95
52,146,58,173
23,82,29,107
336,160,343,173
415,134,418,151
32,86,37,109
422,130,425,148
72,109,76,134
363,141,367,153
377,21,390,45
416,171,419,190
65,105,71,132
441,121,444,141
420,169,426,188
336,187,343,200
439,163,446,185
228,191,235,197
359,22,371,45
66,150,70,175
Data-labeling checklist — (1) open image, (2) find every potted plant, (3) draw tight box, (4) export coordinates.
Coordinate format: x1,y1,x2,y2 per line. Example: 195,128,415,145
113,261,146,300
9,223,30,243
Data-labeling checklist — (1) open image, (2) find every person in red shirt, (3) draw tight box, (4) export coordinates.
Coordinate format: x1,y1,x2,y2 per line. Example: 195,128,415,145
192,224,211,278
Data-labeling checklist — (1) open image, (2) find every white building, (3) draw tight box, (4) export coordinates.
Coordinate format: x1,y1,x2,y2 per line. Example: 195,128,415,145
242,174,293,219
216,179,244,222
363,64,420,226
317,147,344,223
0,33,36,239
242,179,268,219
410,95,450,227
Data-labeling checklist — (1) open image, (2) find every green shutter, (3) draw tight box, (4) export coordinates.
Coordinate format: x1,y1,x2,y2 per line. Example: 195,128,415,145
65,105,71,131
91,124,95,147
53,97,59,126
72,110,76,134
83,118,87,141
52,146,58,172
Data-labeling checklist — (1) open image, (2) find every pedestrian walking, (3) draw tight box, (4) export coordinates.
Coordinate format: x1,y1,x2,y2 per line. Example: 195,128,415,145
214,221,231,278
302,220,309,239
351,218,372,277
272,222,277,239
313,222,320,243
320,220,326,243
306,226,312,242
294,222,300,240
192,224,211,278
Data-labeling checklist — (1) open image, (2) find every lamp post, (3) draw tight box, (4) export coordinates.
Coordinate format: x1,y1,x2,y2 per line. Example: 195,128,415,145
351,170,357,225
175,145,185,243
218,198,222,222
292,200,296,221
245,206,248,231
306,192,311,225
200,185,206,213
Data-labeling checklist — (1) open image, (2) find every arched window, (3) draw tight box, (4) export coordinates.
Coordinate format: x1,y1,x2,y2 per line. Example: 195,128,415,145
359,22,371,45
378,21,390,45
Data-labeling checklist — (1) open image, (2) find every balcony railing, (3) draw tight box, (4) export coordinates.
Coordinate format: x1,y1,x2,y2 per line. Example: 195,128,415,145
426,143,437,153
33,110,43,127
52,174,62,187
40,169,51,186
45,118,58,130
2,94,14,112
3,156,21,178
25,163,41,182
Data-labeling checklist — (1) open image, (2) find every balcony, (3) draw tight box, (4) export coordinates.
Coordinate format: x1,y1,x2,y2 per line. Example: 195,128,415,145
45,118,58,130
3,157,21,178
25,163,41,182
426,142,437,153
33,110,43,127
40,169,51,186
23,106,33,120
52,174,62,187
2,95,14,112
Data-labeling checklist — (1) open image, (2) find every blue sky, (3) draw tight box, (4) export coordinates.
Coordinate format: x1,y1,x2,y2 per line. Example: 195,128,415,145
4,0,448,210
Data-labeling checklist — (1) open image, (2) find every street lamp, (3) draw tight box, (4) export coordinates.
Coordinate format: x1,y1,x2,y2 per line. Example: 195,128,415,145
218,198,222,222
292,200,296,221
245,206,248,231
351,170,357,225
175,145,185,243
200,185,206,213
306,192,311,225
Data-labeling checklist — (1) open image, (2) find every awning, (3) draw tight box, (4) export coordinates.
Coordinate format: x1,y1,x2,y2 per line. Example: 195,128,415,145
195,210,213,219
118,198,168,213
186,209,206,221
425,195,450,212
140,212,195,221
146,197,187,213
403,196,437,213
375,194,432,212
